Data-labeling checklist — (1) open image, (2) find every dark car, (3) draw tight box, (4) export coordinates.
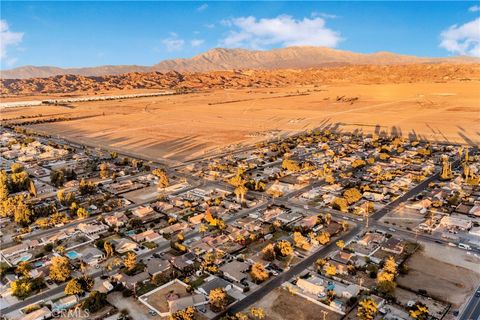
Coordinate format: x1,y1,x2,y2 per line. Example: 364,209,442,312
475,289,480,298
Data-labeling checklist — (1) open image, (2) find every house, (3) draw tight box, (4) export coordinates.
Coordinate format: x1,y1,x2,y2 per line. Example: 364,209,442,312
381,238,404,255
77,222,108,236
41,229,73,245
170,252,196,272
52,295,78,311
104,212,128,227
358,233,384,246
0,240,39,258
79,246,105,266
197,275,232,296
169,294,208,314
114,271,150,289
131,230,163,243
114,238,138,254
132,206,155,219
219,260,249,283
440,216,472,231
146,258,171,276
188,213,205,225
296,276,325,295
159,221,189,235
332,251,353,264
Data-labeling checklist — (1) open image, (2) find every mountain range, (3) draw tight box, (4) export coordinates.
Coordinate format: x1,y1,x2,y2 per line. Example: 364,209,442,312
1,46,478,79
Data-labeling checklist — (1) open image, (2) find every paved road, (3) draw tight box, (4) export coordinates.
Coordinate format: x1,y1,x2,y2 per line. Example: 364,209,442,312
213,224,361,320
460,286,480,320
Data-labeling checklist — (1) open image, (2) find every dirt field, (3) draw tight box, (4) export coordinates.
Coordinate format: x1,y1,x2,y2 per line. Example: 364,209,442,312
2,80,479,162
397,244,480,307
249,287,342,320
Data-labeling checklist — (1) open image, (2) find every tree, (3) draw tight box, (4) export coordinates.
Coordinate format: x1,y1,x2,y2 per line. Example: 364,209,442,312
234,185,248,203
79,179,96,195
250,307,266,320
409,302,429,320
99,163,110,179
50,169,65,187
15,261,32,279
65,278,83,295
199,224,208,235
315,258,327,270
11,278,33,299
357,298,378,320
352,159,366,169
81,291,107,312
209,288,228,312
282,159,301,172
124,252,137,272
332,197,348,212
49,256,71,282
324,263,337,276
383,256,397,274
262,243,276,261
275,240,293,257
292,232,310,250
169,306,195,320
76,207,89,219
13,196,33,226
336,240,346,250
325,174,335,184
104,241,114,258
153,168,170,188
343,188,362,204
250,263,269,283
340,220,349,232
0,170,9,200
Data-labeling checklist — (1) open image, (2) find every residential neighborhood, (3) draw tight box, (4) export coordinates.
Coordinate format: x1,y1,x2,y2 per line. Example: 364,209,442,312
0,128,479,320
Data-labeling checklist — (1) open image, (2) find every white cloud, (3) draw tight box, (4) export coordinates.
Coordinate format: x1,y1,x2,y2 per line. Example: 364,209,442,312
197,4,208,12
440,17,480,57
469,5,480,12
219,15,342,49
311,12,338,19
190,39,205,47
162,37,185,51
0,19,24,61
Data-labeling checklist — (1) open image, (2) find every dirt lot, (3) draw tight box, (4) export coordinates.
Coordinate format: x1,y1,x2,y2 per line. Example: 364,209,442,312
249,287,342,320
2,80,479,162
397,244,480,307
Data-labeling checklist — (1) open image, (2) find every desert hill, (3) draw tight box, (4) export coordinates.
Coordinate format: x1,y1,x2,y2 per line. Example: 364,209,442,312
1,46,478,79
2,63,479,96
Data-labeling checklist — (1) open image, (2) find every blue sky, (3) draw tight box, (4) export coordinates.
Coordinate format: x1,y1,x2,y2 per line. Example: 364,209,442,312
1,1,479,69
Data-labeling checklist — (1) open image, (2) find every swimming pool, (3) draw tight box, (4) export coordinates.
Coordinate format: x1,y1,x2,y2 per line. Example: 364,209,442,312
66,251,79,260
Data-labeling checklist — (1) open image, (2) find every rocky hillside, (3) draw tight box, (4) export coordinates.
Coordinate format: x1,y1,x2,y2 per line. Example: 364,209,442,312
1,47,477,79
2,64,479,96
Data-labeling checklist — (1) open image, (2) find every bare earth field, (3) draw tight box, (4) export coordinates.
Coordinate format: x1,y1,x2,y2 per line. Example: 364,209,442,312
2,79,479,163
397,243,480,307
249,288,342,320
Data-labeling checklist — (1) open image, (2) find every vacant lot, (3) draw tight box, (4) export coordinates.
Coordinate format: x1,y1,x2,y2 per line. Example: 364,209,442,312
249,288,342,320
397,245,480,307
2,80,479,163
